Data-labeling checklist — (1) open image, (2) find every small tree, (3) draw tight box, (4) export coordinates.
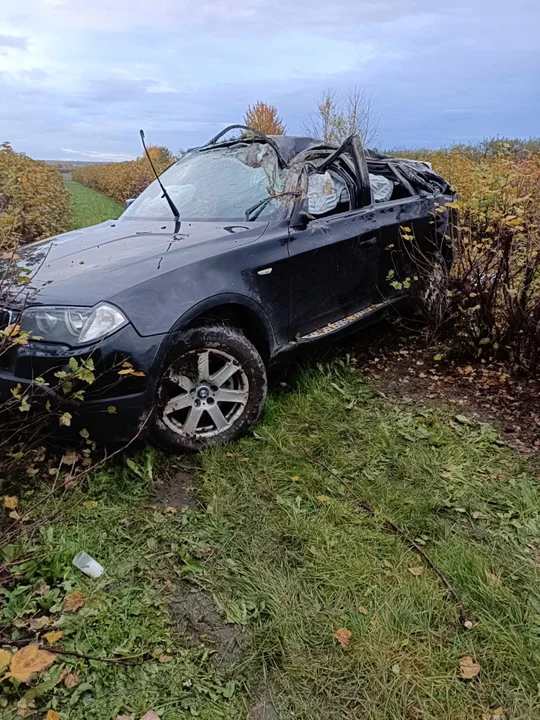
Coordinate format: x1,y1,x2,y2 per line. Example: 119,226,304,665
244,102,286,136
303,86,380,147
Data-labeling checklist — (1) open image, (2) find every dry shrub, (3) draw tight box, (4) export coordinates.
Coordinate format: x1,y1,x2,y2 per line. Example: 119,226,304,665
72,146,175,204
0,143,71,250
414,150,540,374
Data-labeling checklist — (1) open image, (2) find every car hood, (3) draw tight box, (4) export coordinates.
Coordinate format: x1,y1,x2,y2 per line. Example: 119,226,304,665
2,218,267,309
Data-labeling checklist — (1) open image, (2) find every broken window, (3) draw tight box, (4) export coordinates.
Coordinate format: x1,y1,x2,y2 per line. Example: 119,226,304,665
123,143,288,222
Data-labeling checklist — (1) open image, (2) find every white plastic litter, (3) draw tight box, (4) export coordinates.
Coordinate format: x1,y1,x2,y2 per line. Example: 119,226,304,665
73,551,104,579
369,173,394,202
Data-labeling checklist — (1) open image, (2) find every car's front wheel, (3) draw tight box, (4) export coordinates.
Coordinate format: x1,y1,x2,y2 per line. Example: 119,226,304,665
152,325,267,452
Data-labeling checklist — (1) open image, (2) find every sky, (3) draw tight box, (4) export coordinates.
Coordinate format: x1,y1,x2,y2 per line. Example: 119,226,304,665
0,0,539,161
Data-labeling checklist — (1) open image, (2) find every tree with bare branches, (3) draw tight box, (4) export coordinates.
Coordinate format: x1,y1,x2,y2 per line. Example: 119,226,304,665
303,86,380,147
244,101,286,135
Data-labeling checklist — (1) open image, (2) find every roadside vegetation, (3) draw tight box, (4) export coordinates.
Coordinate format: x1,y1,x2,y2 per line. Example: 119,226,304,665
0,123,539,718
0,143,70,249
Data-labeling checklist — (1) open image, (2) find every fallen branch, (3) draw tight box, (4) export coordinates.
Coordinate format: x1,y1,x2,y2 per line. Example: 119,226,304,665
302,447,473,627
0,636,150,666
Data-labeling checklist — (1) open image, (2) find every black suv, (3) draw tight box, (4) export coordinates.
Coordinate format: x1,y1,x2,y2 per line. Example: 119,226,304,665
0,126,455,451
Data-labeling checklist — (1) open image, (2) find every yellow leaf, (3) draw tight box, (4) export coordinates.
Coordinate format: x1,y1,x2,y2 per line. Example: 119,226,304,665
158,654,173,663
3,496,18,510
459,655,481,680
44,631,64,645
63,590,84,612
290,475,300,482
9,510,20,520
46,711,60,720
240,457,249,462
59,412,72,427
332,627,351,649
408,566,424,576
7,643,55,682
107,406,117,414
164,506,178,515
316,495,332,505
0,648,11,671
358,607,369,615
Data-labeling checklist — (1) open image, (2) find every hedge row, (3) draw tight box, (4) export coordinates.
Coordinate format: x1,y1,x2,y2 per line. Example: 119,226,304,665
0,142,71,249
72,146,176,204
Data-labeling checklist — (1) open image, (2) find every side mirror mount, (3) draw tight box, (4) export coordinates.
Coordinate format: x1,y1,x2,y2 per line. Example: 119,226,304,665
125,198,135,209
291,199,315,229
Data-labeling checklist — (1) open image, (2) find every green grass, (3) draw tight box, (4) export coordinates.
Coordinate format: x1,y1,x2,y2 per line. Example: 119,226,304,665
65,180,123,229
2,361,540,718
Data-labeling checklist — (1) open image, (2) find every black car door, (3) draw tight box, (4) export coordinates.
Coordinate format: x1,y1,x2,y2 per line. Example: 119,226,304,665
288,138,378,339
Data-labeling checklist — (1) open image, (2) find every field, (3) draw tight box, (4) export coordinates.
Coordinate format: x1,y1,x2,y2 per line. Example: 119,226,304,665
0,183,539,719
65,180,123,229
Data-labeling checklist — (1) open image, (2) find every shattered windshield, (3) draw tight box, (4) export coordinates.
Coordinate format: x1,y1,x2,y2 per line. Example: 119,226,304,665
122,143,288,221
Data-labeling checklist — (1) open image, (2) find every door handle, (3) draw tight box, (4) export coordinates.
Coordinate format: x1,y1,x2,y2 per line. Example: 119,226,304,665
257,267,273,275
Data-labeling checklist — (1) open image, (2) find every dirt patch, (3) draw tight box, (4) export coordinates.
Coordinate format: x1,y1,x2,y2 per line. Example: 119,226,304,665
352,323,540,456
151,469,201,511
170,585,245,672
247,684,280,720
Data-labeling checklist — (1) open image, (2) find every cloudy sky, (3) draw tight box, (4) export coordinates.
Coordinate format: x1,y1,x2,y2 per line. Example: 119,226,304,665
1,0,538,160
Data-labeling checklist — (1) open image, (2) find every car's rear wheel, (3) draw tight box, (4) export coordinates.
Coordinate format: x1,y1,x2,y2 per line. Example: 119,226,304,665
152,325,267,452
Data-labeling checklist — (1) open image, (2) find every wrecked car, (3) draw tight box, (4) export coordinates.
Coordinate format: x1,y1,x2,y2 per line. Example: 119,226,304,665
0,125,455,451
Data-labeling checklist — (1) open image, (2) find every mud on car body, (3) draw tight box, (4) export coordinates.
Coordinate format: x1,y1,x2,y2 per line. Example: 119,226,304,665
0,125,456,451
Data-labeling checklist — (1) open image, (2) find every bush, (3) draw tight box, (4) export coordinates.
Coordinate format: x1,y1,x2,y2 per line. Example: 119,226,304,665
72,146,175,204
0,143,71,250
410,149,540,374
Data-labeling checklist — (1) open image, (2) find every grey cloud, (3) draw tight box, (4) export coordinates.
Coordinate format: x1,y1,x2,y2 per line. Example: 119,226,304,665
0,34,27,49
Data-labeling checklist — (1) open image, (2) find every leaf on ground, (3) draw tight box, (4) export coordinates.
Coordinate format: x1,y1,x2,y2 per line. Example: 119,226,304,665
140,713,161,720
63,590,84,612
3,495,18,509
408,566,424,576
290,475,300,482
164,506,178,515
115,715,135,720
316,495,332,505
455,414,471,424
29,616,52,630
358,607,369,615
0,648,11,670
459,655,482,679
63,671,80,688
46,711,60,720
158,654,173,663
43,630,64,645
16,697,37,717
332,627,352,649
7,644,55,682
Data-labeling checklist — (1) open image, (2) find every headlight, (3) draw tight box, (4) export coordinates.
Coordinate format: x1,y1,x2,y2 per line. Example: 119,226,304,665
21,303,128,345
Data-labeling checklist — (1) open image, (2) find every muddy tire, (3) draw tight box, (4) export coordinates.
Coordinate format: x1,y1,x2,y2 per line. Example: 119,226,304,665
151,325,267,453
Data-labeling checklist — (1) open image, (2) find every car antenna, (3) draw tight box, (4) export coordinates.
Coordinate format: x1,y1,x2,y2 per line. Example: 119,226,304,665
139,129,181,232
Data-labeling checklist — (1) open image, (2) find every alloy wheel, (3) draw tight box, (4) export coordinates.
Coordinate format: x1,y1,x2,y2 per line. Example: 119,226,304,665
159,348,250,439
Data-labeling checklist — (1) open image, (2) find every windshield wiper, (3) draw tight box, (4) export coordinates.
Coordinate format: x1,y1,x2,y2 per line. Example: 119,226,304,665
139,129,181,232
244,192,297,221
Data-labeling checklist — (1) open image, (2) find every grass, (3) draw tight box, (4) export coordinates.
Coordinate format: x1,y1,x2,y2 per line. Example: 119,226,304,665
65,180,123,229
2,184,539,718
2,362,540,718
